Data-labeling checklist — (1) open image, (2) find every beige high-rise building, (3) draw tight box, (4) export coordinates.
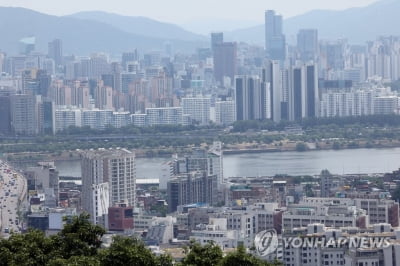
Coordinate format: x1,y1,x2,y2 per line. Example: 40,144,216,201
50,80,72,106
81,148,136,226
71,80,90,108
94,80,113,110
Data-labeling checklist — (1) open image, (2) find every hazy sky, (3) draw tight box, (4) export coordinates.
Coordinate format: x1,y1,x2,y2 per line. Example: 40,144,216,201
0,0,379,24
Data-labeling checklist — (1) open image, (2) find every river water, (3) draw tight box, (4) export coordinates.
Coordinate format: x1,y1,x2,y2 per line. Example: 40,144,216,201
54,148,400,179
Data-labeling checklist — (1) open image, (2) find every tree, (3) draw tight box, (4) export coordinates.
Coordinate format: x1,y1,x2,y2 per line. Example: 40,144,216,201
99,236,173,266
304,184,315,197
52,213,105,259
48,256,100,266
392,185,400,202
219,245,282,266
320,169,332,177
0,213,285,266
0,229,55,265
179,240,223,266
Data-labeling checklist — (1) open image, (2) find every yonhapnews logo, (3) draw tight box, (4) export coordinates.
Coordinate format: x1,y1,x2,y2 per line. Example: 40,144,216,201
254,229,392,257
254,229,279,257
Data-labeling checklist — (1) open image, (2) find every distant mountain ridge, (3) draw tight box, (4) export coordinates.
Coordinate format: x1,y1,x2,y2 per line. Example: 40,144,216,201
68,11,206,42
0,7,206,55
226,0,400,45
0,0,398,56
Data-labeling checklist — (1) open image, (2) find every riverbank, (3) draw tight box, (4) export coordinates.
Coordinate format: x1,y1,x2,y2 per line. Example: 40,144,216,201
224,139,400,155
4,138,400,164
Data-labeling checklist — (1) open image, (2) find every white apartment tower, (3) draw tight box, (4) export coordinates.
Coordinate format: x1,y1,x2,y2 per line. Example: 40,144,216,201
81,148,136,226
182,97,211,126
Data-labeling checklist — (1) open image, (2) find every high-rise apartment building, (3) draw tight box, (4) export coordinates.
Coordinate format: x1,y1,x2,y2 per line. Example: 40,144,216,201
10,94,38,135
213,42,237,85
235,75,270,121
145,107,187,126
38,99,55,135
81,148,136,226
121,73,137,94
0,96,11,135
21,69,51,96
70,81,90,109
288,64,319,120
265,10,286,61
297,29,318,62
48,39,63,67
167,172,218,213
54,107,82,132
50,80,72,106
182,97,211,125
94,81,113,110
319,90,375,118
264,61,282,122
82,110,113,130
90,54,111,79
121,50,138,71
0,52,5,73
320,40,345,73
215,100,236,125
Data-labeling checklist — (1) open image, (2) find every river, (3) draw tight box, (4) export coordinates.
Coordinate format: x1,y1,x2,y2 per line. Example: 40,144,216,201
54,147,400,179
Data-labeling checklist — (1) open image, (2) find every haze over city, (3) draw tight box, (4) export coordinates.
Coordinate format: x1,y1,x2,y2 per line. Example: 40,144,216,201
0,0,379,32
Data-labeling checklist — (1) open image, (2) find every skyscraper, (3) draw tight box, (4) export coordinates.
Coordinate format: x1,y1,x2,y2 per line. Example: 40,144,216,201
10,94,38,135
81,148,136,226
297,29,318,62
265,61,282,122
0,52,5,74
305,64,319,118
94,81,113,110
71,80,90,108
19,36,35,55
121,50,138,71
22,69,52,97
211,32,223,53
90,54,111,79
289,66,306,121
213,42,237,85
48,39,63,66
235,75,270,121
39,99,55,135
288,64,319,121
265,10,286,61
0,96,11,135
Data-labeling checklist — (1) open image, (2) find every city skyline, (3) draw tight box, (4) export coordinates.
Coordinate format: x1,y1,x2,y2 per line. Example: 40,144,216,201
0,0,378,32
2,1,400,264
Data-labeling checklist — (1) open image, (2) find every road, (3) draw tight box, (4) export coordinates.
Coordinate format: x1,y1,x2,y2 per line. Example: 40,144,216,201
0,160,27,238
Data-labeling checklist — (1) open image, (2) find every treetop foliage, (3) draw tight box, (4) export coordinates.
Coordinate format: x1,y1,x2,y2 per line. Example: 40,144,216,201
0,214,281,266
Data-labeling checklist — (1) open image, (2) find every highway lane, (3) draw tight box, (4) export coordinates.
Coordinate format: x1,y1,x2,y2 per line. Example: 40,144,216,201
0,160,27,238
